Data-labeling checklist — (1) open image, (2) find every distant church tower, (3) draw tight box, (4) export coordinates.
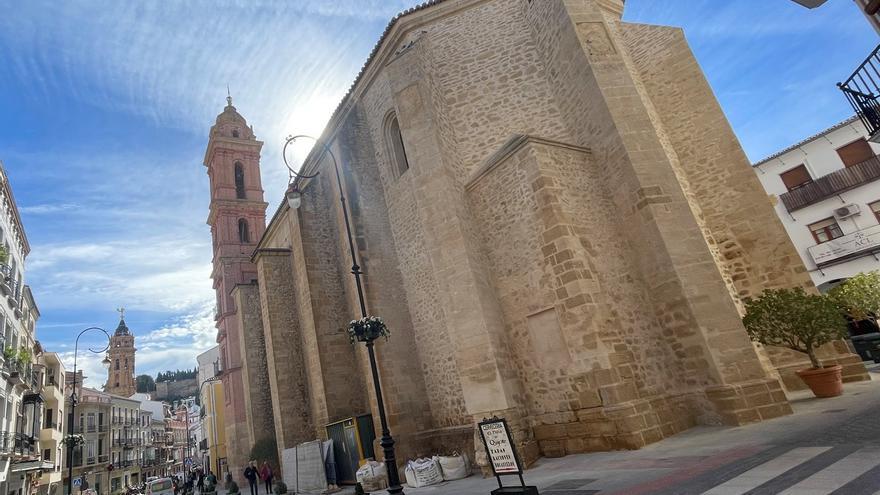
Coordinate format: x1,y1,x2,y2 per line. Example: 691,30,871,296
105,310,136,397
204,95,273,481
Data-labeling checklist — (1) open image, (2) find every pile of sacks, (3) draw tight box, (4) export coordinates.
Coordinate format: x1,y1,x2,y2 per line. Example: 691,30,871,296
355,460,388,492
403,453,471,488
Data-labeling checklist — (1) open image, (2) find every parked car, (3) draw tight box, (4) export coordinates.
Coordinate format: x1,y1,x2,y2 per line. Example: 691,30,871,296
847,317,880,363
146,478,174,495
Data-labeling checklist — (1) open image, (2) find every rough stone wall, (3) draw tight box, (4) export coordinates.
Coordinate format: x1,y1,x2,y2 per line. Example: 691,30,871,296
232,284,277,449
384,34,529,432
617,21,869,387
253,249,314,460
358,74,471,430
422,0,572,180
518,0,771,387
266,0,826,464
618,23,813,303
286,175,367,435
467,137,687,415
153,378,198,401
331,105,436,460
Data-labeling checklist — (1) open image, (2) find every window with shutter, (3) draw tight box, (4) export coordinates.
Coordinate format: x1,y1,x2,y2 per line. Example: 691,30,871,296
780,164,813,191
836,138,875,167
870,200,880,223
808,217,843,244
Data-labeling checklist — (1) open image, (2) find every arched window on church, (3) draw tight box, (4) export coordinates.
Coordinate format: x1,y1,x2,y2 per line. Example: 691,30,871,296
385,113,410,178
115,359,119,371
234,162,246,199
238,219,250,243
232,129,240,138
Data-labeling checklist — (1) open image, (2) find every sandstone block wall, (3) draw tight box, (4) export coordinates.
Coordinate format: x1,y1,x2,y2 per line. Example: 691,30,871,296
253,249,314,462
284,171,366,435
255,0,858,468
232,283,277,449
154,378,198,401
616,20,868,386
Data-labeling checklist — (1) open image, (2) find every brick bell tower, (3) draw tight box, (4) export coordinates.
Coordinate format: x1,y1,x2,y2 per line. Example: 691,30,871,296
203,95,270,482
105,308,136,397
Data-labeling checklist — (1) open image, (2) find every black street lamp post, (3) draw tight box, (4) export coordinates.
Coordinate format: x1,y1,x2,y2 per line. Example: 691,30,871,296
283,135,405,494
66,327,112,495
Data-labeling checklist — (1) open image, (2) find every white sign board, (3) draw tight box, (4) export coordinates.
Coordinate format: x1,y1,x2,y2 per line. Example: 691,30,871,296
479,420,521,475
808,224,880,266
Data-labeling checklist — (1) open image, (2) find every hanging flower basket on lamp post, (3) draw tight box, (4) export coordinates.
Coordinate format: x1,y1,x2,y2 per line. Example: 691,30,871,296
61,434,85,449
347,316,391,344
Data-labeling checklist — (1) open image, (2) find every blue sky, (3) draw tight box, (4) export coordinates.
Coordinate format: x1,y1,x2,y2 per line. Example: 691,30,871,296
0,0,874,387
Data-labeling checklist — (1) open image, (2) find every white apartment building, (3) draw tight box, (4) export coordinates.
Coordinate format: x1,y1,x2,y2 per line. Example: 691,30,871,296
753,116,880,291
109,395,142,491
0,162,47,495
36,353,65,495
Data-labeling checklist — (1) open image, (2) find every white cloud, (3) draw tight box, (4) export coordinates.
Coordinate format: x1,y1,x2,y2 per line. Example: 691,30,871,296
18,203,79,214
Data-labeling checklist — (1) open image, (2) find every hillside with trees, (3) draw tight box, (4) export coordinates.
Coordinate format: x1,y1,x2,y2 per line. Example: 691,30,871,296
156,368,198,382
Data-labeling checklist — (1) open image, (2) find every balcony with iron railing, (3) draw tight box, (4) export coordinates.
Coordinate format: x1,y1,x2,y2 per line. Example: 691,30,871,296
840,44,880,141
0,432,38,458
779,155,880,212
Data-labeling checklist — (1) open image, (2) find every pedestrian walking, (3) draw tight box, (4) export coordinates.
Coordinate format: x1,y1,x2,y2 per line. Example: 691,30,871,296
197,470,205,494
259,462,273,494
243,461,259,495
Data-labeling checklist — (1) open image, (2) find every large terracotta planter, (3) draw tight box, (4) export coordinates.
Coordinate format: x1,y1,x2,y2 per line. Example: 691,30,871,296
796,364,844,398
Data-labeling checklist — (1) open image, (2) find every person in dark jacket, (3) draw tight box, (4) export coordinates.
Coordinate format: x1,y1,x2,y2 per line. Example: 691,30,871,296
243,461,258,495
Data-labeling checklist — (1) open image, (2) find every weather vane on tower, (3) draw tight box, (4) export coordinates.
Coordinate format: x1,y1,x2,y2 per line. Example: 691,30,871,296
117,306,125,320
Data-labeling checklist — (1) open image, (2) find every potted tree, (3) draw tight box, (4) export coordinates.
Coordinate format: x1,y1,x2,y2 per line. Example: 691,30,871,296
742,287,849,398
828,271,880,362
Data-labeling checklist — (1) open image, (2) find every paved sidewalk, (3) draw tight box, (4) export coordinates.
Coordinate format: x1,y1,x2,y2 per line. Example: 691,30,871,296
347,374,880,495
216,372,880,494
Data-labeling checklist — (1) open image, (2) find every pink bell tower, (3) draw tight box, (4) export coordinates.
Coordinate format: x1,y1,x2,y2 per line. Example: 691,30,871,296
203,95,268,481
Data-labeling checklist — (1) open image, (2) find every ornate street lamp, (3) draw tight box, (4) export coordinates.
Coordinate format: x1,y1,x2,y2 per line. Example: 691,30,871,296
66,327,111,495
282,135,405,494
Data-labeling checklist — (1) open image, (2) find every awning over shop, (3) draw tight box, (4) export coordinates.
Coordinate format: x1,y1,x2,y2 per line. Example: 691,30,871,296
10,460,51,473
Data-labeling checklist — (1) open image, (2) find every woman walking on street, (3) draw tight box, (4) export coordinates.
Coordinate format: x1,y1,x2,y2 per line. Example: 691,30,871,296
259,462,274,494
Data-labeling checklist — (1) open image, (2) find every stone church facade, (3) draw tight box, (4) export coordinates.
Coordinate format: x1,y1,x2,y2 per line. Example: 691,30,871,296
207,0,869,469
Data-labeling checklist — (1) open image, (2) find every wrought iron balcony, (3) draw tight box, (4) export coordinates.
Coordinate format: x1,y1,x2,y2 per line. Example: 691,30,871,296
839,44,880,140
0,432,38,458
779,155,880,212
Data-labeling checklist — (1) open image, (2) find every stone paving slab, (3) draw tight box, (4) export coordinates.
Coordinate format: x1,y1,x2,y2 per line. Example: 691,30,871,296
346,376,880,495
214,375,880,495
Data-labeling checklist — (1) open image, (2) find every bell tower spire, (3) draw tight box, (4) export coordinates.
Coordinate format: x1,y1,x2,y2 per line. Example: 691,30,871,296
203,97,271,482
104,309,136,397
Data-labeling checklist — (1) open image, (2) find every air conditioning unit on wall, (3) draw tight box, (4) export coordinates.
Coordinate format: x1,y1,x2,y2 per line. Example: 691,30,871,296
833,203,861,220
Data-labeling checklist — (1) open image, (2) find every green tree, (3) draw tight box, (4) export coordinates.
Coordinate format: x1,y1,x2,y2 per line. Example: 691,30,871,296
827,271,880,322
742,288,848,369
136,374,156,393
